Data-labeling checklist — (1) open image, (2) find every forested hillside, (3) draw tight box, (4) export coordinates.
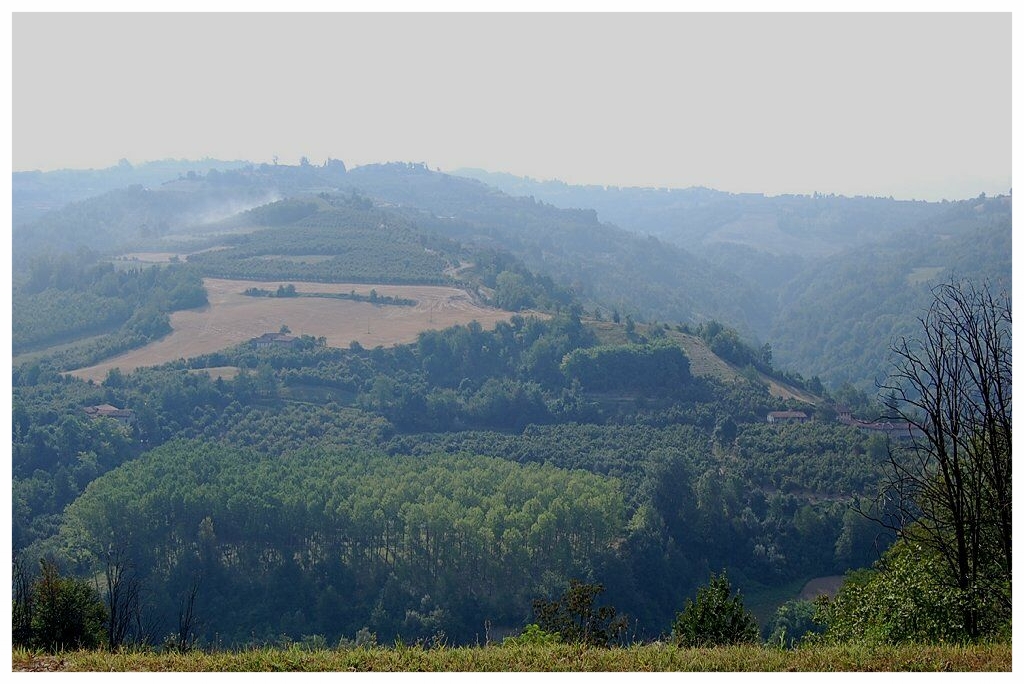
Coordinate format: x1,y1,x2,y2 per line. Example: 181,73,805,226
769,196,1011,387
12,183,276,268
14,304,891,645
17,159,1008,391
11,158,1007,653
13,254,208,368
451,169,1010,391
453,168,947,258
345,163,772,333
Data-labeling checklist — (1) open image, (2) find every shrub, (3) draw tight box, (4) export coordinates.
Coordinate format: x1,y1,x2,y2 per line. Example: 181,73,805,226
20,560,107,652
672,571,759,647
814,539,990,644
766,600,824,648
532,580,627,647
502,624,563,646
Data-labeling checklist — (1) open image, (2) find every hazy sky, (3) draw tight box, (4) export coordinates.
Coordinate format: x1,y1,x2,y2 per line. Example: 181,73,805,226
11,11,1012,201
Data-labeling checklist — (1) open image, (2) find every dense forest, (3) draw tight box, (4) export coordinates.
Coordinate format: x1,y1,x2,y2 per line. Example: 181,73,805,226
13,307,891,645
10,159,1010,654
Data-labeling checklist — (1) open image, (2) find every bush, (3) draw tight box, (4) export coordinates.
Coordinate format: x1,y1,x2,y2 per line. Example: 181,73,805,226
532,580,627,647
18,560,107,652
813,539,993,645
502,624,563,646
672,571,759,647
766,600,823,648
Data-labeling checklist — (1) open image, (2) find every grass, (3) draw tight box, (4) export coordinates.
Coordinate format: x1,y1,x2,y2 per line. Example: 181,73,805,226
12,642,1011,672
186,366,241,380
737,576,810,627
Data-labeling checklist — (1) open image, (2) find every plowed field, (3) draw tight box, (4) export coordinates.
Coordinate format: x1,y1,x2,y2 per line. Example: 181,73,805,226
69,279,521,382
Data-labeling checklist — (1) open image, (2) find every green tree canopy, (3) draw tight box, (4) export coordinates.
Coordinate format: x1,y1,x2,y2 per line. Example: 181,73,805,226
672,571,759,647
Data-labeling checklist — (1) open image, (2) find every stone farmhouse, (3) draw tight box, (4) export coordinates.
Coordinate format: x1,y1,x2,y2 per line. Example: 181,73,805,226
251,332,300,350
82,403,136,427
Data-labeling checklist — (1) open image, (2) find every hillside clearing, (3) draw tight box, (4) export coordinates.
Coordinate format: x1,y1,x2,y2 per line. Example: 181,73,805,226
67,278,521,382
589,320,818,404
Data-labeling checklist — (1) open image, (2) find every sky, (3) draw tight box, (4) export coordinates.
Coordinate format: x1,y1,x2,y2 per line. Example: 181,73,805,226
8,8,1014,201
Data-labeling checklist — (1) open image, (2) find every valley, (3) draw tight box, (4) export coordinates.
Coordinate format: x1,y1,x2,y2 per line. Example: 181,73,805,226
10,158,1010,656
11,12,1010,669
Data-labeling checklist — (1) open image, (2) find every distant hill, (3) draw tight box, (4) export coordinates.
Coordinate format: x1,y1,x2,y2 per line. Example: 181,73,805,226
345,162,772,333
12,158,251,227
12,160,1010,393
450,168,1010,391
452,168,948,258
768,195,1011,388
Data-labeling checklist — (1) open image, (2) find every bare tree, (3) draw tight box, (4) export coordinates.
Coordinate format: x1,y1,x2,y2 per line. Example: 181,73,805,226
132,597,164,648
103,544,142,649
12,555,34,646
175,578,201,651
877,278,1011,637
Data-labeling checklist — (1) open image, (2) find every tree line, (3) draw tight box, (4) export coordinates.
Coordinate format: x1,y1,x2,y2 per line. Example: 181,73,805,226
12,280,1007,649
47,444,623,646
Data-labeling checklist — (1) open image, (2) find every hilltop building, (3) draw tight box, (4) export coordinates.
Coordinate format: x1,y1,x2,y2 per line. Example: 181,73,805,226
82,403,136,427
251,332,299,349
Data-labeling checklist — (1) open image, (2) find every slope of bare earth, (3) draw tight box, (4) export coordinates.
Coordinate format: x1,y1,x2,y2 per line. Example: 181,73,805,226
68,279,522,383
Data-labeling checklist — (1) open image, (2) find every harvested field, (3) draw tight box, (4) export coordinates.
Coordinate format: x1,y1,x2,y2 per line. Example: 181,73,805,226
69,279,524,383
113,246,233,265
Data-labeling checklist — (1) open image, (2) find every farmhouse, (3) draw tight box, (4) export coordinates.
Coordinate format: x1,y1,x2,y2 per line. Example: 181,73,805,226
251,332,300,349
82,403,136,427
767,410,809,424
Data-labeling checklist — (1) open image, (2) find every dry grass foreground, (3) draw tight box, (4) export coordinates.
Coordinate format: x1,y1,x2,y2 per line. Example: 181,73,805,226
12,643,1011,672
69,279,522,382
